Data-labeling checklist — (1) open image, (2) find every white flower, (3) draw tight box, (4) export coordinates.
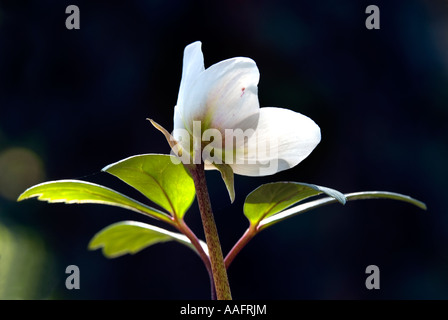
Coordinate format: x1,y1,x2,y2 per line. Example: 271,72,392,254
161,41,321,177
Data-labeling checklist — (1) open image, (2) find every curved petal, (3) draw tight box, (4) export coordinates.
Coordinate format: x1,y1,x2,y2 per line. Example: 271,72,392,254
175,41,205,132
229,107,321,176
178,56,260,134
177,41,205,108
173,104,185,133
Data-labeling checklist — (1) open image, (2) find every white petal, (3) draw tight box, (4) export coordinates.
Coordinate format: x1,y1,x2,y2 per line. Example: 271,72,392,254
173,104,186,133
179,56,260,134
229,107,321,176
177,41,205,107
175,41,205,132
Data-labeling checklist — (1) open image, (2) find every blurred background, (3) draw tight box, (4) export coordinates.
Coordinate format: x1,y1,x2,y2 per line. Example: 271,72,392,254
0,0,447,299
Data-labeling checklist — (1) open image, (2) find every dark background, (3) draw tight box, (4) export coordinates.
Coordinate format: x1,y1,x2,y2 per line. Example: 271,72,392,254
0,0,447,299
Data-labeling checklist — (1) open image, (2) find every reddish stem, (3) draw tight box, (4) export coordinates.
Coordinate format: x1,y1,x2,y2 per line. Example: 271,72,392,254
176,219,216,300
224,225,257,269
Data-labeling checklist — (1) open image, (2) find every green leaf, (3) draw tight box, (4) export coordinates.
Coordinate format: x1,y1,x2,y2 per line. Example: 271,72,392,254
244,182,346,226
88,220,208,258
259,191,427,230
212,163,235,203
103,154,195,219
17,180,173,224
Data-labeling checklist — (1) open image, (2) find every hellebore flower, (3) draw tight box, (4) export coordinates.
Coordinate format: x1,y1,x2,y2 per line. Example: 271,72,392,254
151,41,321,178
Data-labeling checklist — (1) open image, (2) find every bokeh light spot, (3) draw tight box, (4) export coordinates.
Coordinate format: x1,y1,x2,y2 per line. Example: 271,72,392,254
0,147,46,201
0,222,57,299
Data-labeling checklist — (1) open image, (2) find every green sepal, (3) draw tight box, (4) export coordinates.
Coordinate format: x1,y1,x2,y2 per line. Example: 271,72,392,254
212,163,235,203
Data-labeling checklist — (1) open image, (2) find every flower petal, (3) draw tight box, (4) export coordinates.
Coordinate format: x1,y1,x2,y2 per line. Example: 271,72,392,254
178,55,260,133
177,41,205,110
174,41,205,133
229,107,321,176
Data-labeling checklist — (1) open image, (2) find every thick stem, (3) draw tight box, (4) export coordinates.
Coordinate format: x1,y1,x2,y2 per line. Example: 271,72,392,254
188,163,232,300
176,219,216,300
224,225,257,269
